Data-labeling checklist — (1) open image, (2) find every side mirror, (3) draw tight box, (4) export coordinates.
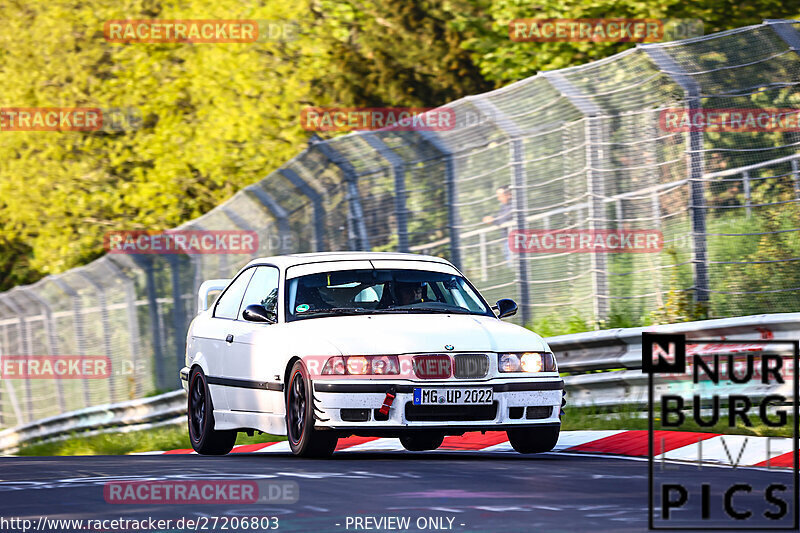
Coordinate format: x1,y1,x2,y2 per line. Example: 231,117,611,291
494,298,517,319
197,279,231,313
242,304,276,324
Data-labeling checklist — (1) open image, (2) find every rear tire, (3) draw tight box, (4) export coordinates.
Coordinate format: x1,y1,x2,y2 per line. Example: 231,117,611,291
400,433,444,451
507,425,560,454
286,360,338,457
188,368,237,455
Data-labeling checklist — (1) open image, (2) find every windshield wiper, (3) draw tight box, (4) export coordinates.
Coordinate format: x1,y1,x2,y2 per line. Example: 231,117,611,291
300,307,369,317
407,307,472,314
299,307,475,317
376,306,472,314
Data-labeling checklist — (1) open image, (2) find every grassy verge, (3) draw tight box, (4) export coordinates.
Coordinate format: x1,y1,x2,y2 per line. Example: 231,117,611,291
561,405,794,438
16,425,285,456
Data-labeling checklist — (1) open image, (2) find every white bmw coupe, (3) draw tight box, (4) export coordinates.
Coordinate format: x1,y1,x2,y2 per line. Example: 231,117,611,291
181,252,563,457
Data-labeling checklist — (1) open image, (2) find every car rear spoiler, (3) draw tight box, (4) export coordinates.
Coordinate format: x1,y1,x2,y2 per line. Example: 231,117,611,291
197,279,231,314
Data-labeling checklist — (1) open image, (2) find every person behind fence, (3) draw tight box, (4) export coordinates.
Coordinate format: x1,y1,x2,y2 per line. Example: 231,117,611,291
482,186,513,263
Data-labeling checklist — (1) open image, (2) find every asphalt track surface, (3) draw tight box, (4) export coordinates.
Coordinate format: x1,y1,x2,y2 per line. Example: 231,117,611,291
0,450,795,533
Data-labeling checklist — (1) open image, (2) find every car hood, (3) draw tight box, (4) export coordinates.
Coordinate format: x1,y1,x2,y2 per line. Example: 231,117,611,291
282,313,549,356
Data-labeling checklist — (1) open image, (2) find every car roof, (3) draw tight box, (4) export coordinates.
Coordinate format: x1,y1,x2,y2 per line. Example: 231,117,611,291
242,251,455,270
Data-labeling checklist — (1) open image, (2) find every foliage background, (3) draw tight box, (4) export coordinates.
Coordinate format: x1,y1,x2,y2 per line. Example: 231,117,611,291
1,0,799,298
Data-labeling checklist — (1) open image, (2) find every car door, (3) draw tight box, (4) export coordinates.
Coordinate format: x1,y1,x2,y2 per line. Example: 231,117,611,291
223,265,282,413
202,267,255,411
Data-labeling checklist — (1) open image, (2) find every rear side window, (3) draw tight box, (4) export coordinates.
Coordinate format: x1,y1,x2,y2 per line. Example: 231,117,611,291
214,269,254,319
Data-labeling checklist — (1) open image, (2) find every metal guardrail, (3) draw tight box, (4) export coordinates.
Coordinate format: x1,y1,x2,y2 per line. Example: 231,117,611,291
555,313,800,407
0,390,186,454
1,312,796,453
552,312,800,372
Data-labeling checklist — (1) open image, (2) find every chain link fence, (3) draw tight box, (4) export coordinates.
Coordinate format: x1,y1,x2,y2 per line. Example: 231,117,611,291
1,19,800,429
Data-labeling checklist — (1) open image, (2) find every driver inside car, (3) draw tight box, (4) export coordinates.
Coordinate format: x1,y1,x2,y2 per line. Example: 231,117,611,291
394,281,425,306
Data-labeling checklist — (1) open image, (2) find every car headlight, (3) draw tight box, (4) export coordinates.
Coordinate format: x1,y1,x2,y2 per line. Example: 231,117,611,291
520,352,543,372
498,352,557,372
322,355,400,375
346,356,370,375
321,356,346,375
370,355,399,375
498,353,521,372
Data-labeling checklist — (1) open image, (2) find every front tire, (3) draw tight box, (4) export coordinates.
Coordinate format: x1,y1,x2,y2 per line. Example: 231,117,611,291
507,425,560,454
188,368,237,455
286,361,338,457
400,433,444,451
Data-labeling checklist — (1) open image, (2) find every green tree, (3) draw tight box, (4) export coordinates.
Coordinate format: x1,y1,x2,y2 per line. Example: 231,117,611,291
0,0,314,285
306,0,493,108
2,0,799,293
455,0,800,83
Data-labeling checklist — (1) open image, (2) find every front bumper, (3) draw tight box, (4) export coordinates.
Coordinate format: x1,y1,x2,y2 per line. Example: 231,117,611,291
311,379,563,432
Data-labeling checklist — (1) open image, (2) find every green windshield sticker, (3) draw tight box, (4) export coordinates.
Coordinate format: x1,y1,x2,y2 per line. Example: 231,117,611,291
296,304,310,313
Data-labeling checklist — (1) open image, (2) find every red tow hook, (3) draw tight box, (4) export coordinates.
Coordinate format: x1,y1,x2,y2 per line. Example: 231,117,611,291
379,386,397,416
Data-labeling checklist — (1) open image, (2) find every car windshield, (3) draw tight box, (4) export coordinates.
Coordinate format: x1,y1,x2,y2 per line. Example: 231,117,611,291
285,268,491,321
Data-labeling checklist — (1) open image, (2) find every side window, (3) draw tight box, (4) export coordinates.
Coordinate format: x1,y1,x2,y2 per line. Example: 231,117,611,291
239,266,280,320
214,269,254,320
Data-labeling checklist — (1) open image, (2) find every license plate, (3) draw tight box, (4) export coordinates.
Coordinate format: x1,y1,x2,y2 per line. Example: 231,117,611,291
413,388,493,405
